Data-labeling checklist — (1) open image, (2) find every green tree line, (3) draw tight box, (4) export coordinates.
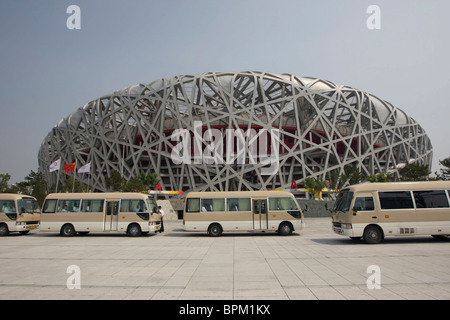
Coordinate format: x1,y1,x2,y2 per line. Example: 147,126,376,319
302,156,450,198
0,170,159,206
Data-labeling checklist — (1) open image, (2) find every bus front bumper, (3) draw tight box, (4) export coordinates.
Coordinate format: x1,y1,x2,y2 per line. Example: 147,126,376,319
149,221,161,232
332,222,353,236
14,222,39,232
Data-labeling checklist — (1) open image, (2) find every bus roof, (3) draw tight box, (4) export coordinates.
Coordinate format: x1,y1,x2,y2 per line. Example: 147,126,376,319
44,192,151,200
0,193,37,200
185,190,295,198
345,181,450,192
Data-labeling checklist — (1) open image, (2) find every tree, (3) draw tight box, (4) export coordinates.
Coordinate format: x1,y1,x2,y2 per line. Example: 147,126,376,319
367,173,390,183
0,173,11,193
327,170,346,199
303,177,326,199
398,163,430,181
340,164,364,186
438,157,450,180
123,172,160,192
24,171,47,205
138,172,159,189
60,176,88,193
123,176,145,192
105,171,125,191
106,171,160,192
0,171,48,205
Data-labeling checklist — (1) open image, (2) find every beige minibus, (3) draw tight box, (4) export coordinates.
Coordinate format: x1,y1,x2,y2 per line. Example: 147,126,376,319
332,181,450,243
40,192,161,236
0,194,40,236
183,190,304,236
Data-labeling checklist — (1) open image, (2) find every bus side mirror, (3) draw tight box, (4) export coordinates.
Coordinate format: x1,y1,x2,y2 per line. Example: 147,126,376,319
352,207,358,216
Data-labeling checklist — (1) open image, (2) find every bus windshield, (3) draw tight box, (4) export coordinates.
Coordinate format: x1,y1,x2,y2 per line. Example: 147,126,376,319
17,198,41,214
146,197,159,214
333,190,353,212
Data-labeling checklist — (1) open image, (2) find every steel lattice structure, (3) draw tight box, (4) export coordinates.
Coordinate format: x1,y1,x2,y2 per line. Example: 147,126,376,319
38,71,433,192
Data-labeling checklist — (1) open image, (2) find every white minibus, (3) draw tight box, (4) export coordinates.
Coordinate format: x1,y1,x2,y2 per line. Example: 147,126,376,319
332,181,450,243
0,194,40,236
183,190,304,236
40,192,161,236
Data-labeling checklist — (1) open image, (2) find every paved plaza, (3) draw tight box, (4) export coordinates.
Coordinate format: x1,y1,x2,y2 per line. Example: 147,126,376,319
1,218,450,300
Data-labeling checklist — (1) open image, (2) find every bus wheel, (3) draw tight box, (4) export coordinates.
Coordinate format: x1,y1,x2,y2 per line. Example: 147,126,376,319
0,224,9,236
363,225,383,244
208,223,222,237
278,222,293,236
127,224,142,237
60,224,76,237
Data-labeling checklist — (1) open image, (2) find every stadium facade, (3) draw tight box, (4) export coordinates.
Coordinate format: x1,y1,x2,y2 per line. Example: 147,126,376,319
38,71,433,192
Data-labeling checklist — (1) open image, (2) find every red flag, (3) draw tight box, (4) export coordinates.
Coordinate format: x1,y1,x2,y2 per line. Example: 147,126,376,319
154,182,161,191
64,161,76,173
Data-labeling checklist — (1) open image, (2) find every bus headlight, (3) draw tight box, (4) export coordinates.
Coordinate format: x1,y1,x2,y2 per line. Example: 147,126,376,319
340,223,352,229
15,222,26,226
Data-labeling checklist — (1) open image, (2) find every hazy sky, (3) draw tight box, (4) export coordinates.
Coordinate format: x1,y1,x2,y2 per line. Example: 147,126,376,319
1,0,449,183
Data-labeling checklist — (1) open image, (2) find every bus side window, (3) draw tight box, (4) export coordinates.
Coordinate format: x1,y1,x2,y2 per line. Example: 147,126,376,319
43,199,57,213
80,199,104,212
261,200,266,214
379,191,414,210
354,197,374,211
253,201,259,214
201,199,213,212
57,200,80,213
1,200,16,213
413,190,449,208
227,198,251,211
269,197,297,211
186,198,200,212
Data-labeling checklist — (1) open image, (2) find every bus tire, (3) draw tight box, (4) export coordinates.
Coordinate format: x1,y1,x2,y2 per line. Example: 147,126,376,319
60,224,76,237
208,223,223,237
0,223,9,236
363,225,383,244
127,224,142,237
278,222,293,236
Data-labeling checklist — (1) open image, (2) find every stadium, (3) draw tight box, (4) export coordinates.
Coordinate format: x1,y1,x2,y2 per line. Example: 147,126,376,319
38,71,433,192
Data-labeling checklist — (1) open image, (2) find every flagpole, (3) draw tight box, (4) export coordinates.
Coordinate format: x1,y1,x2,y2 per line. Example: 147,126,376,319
72,160,77,193
55,171,60,193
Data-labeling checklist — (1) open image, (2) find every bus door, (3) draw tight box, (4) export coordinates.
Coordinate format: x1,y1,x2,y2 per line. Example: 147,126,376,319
253,199,268,230
105,201,119,231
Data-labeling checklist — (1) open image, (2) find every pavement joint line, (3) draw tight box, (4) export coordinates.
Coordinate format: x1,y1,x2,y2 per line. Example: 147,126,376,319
3,282,450,290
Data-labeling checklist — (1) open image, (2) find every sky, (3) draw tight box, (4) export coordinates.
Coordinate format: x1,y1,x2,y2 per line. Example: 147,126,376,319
0,0,449,183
